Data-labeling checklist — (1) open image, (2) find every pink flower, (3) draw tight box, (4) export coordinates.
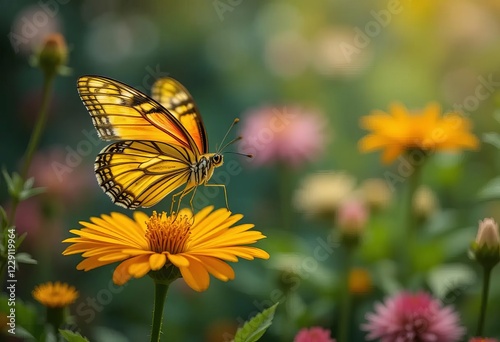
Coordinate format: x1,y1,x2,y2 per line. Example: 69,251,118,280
294,327,335,342
28,147,94,203
336,199,368,235
363,292,465,342
239,106,328,167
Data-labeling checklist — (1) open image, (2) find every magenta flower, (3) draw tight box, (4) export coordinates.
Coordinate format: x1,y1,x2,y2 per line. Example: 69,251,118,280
294,327,336,342
363,292,465,342
28,147,94,203
239,106,328,167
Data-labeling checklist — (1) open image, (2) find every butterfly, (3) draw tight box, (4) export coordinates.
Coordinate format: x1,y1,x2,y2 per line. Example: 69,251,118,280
77,75,243,210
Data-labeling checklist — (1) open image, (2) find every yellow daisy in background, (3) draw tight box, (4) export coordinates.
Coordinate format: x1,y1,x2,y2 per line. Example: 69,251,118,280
32,281,79,308
358,102,479,164
63,206,269,292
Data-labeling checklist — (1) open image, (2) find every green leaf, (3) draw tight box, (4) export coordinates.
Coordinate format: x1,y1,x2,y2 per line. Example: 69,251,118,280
0,293,41,339
477,177,500,202
482,132,500,149
16,252,38,265
2,168,15,193
1,169,45,201
234,302,278,342
17,232,28,247
59,330,90,342
0,205,8,228
19,177,45,201
427,263,476,299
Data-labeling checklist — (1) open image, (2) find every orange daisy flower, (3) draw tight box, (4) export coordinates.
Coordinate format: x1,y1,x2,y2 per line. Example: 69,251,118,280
358,102,479,164
32,281,79,308
62,206,269,292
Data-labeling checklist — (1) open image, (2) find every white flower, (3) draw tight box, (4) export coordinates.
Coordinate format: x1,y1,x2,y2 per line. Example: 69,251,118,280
476,218,500,249
294,171,356,217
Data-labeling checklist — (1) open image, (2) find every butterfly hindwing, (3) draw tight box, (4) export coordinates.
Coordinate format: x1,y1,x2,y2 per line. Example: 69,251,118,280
77,75,198,152
151,77,208,154
94,140,197,209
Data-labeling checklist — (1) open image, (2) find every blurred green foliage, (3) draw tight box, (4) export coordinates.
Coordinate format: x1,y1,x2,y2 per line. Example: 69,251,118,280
2,0,500,340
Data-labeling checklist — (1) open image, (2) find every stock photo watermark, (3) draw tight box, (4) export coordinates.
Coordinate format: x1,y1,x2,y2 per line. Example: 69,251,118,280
9,0,70,54
213,0,244,21
383,72,500,192
223,233,339,341
6,227,17,335
51,64,170,182
339,0,403,63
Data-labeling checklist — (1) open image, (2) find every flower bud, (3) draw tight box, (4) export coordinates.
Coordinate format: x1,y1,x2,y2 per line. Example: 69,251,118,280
470,218,500,268
476,218,500,249
35,33,68,77
412,186,438,221
336,199,368,247
360,178,392,212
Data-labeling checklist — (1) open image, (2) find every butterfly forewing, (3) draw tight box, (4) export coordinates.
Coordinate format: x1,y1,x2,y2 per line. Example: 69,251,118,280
151,78,208,154
78,75,227,209
77,76,196,150
95,140,197,208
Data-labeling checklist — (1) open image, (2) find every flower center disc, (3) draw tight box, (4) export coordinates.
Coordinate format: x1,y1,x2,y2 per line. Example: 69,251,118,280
146,212,191,254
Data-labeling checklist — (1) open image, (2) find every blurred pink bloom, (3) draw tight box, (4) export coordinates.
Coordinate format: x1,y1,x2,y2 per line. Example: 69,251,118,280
5,198,63,247
28,147,94,203
10,5,62,56
239,106,328,167
336,199,368,235
363,292,465,342
294,327,335,342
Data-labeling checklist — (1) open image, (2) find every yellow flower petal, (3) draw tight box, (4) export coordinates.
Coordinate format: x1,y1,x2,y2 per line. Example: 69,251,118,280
63,207,269,292
179,257,210,292
358,102,479,164
149,253,167,270
32,281,79,308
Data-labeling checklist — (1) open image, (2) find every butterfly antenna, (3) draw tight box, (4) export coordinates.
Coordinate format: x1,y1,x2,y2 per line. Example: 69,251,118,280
225,151,253,158
217,118,240,154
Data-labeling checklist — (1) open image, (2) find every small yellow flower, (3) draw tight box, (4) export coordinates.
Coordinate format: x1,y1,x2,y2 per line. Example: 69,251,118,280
63,206,269,292
32,282,78,308
348,267,372,295
413,185,439,220
358,102,479,164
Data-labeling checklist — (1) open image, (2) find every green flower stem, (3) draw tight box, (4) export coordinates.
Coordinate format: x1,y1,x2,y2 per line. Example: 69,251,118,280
278,163,291,230
7,74,55,226
338,247,352,342
46,307,65,336
150,282,169,342
401,160,422,285
476,265,493,336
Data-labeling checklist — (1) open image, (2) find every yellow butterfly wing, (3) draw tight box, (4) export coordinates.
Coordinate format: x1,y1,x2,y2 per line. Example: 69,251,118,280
77,75,207,208
151,77,208,154
77,75,199,152
95,140,197,209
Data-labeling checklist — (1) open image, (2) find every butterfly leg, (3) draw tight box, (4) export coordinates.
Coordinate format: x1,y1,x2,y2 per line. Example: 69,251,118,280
170,186,195,215
203,182,229,210
187,186,198,214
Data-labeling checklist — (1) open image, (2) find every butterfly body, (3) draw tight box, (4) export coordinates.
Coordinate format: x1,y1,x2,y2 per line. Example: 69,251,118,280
189,153,223,186
77,75,228,210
